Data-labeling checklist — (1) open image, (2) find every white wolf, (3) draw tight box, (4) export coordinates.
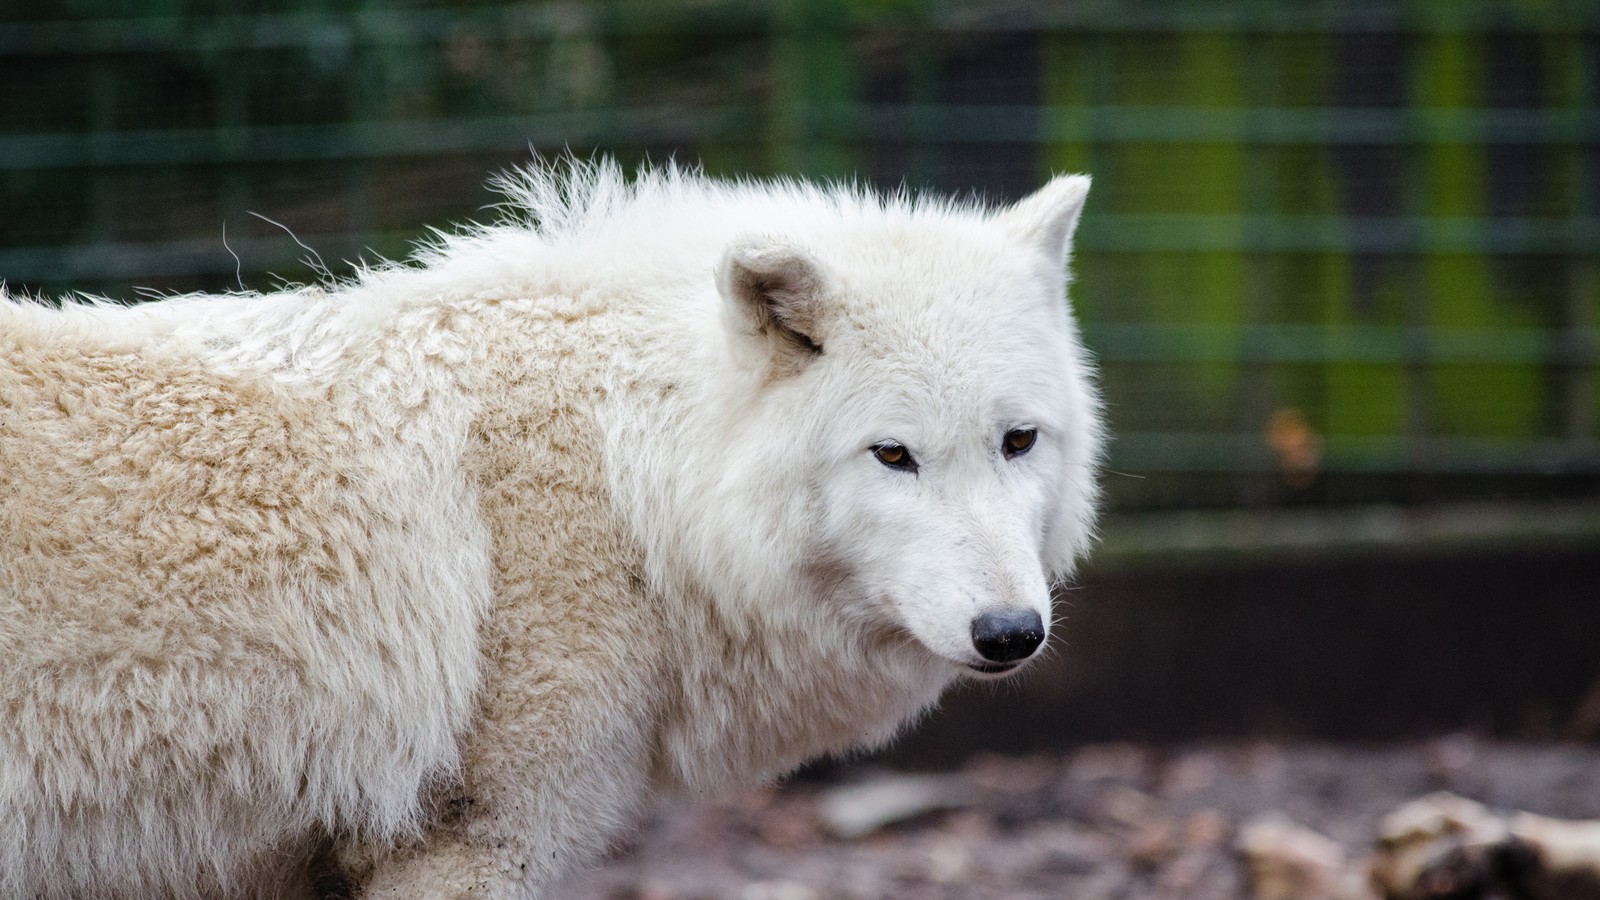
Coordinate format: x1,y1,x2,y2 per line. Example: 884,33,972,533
0,159,1103,898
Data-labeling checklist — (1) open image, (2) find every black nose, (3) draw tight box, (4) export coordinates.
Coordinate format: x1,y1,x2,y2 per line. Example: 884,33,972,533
970,609,1046,663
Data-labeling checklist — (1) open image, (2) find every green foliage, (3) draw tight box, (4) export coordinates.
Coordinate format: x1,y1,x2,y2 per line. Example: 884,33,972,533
2,0,1595,502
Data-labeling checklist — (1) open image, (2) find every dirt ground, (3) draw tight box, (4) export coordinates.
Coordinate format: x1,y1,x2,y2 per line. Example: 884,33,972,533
568,738,1600,900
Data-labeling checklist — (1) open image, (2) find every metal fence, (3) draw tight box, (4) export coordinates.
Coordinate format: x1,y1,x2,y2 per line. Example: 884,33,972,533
3,0,1597,508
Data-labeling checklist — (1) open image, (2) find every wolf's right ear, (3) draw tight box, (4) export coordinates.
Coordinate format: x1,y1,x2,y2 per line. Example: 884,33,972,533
718,237,830,371
1002,175,1091,271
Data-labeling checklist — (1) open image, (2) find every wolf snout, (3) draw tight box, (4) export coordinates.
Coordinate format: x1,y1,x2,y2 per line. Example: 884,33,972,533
970,608,1046,665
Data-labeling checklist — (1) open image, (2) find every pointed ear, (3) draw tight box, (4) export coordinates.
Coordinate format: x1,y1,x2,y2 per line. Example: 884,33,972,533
718,237,829,369
1002,174,1091,268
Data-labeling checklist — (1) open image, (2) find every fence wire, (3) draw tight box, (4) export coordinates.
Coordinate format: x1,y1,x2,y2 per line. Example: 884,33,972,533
2,0,1596,507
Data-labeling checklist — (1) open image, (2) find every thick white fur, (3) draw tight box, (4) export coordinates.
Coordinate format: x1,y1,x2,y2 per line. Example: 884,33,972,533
0,159,1103,898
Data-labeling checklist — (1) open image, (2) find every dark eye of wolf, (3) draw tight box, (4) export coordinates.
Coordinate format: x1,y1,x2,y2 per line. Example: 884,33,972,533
1003,428,1037,458
872,442,918,473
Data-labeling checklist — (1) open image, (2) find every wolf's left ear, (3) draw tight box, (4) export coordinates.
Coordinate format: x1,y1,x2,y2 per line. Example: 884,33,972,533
1002,175,1091,269
718,237,830,369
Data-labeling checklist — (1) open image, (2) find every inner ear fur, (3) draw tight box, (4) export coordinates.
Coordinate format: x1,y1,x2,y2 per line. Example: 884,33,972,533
718,237,830,362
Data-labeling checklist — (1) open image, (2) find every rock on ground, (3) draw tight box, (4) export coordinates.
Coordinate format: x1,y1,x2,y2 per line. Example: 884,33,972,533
568,740,1600,900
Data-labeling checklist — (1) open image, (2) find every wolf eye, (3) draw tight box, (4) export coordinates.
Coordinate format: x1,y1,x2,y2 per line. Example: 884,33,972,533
872,442,918,473
1003,428,1037,459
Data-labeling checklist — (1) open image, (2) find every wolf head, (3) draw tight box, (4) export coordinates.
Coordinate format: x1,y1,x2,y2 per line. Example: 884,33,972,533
712,176,1103,679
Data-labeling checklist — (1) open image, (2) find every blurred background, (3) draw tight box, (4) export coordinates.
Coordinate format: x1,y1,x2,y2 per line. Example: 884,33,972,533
4,2,1600,895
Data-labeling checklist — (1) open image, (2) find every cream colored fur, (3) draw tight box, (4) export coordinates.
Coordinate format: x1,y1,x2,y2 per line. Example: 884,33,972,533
0,159,1103,898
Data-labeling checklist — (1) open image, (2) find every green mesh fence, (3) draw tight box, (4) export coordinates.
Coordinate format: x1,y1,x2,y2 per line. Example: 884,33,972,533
2,0,1597,507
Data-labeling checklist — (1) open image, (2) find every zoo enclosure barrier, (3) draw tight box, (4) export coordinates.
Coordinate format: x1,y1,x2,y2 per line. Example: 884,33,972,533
2,0,1596,508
